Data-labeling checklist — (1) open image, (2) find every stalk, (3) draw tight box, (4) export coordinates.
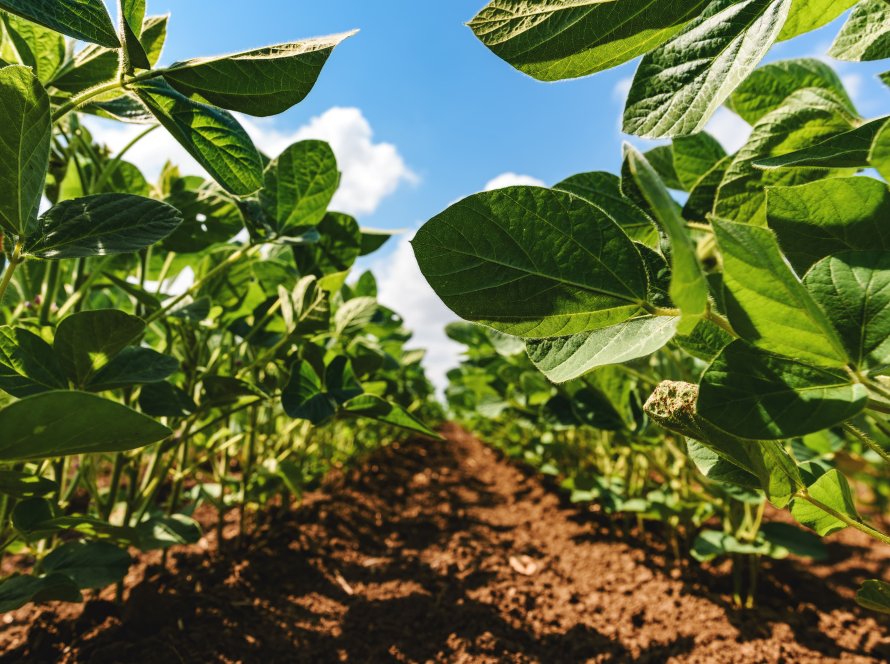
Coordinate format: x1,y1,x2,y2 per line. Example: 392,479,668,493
0,242,24,304
796,492,890,546
843,423,890,465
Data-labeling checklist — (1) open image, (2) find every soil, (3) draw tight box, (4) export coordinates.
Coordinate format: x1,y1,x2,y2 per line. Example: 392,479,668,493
1,423,888,663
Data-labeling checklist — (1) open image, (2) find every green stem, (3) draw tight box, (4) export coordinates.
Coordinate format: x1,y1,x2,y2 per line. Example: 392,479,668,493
705,308,737,337
39,261,61,325
0,242,24,304
797,492,890,546
52,69,163,123
843,423,890,465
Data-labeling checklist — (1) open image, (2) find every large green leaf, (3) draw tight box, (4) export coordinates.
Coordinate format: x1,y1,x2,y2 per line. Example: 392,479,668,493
766,177,890,273
0,326,67,397
625,146,708,332
343,394,441,439
162,32,354,116
2,13,66,83
291,212,362,276
54,309,145,386
0,470,57,498
48,43,118,94
698,340,867,439
0,0,118,48
134,79,263,196
869,119,890,182
412,186,649,339
683,154,731,221
0,65,51,238
727,58,854,125
86,347,179,391
0,391,171,460
804,252,890,373
41,541,130,589
672,132,727,190
829,0,890,62
791,469,860,536
623,0,791,138
260,140,339,236
281,360,335,425
117,0,150,72
553,171,658,247
0,573,81,612
712,218,848,367
714,88,858,225
468,0,711,82
856,580,890,615
753,117,887,171
778,0,858,40
527,316,679,383
23,193,182,259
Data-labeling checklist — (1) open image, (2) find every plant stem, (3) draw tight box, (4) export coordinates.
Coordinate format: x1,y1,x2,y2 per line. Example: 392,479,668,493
0,242,24,304
39,261,61,325
843,423,890,465
52,69,163,122
796,492,890,546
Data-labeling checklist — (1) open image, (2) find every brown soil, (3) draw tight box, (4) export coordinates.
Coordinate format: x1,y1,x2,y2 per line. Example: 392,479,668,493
1,424,888,663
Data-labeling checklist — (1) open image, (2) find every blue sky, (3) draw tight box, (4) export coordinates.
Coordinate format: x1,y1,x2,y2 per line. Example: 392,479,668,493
101,2,890,387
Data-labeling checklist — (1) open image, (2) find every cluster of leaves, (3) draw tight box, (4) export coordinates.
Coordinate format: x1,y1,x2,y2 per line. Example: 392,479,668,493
417,0,890,611
0,1,440,613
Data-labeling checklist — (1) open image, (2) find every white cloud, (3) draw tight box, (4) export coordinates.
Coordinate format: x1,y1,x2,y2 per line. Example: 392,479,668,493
82,106,414,216
372,233,462,393
613,76,633,102
705,107,752,154
483,172,546,190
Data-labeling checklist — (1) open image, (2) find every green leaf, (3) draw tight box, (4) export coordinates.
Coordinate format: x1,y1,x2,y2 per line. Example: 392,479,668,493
0,326,67,397
712,218,848,367
0,65,51,238
553,171,658,247
48,43,118,94
0,470,58,498
134,79,263,196
86,347,179,391
673,317,734,363
359,228,396,256
0,573,81,612
291,212,362,276
42,541,130,589
623,0,791,138
161,175,242,253
778,0,858,40
334,296,378,337
412,186,649,339
759,522,828,560
715,88,858,225
804,252,890,373
642,145,683,190
343,394,442,439
869,118,890,182
136,513,201,551
626,146,708,332
791,469,859,536
672,132,727,191
54,309,145,386
117,0,150,72
282,361,335,425
829,0,890,62
856,579,890,615
162,32,355,116
0,391,171,460
527,316,679,384
754,117,887,170
767,177,890,273
0,0,118,48
140,15,167,67
683,155,731,222
260,140,339,235
138,381,196,418
24,193,183,259
2,13,66,83
686,439,761,490
727,58,854,126
698,340,867,439
468,0,711,82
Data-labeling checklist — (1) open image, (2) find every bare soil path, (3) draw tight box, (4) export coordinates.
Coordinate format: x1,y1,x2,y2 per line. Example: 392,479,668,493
2,424,888,662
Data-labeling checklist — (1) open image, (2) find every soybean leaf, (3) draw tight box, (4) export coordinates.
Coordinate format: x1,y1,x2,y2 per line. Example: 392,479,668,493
698,340,867,439
856,580,890,615
117,0,149,72
86,347,179,391
642,145,683,190
766,177,890,273
778,0,858,40
138,381,196,418
0,470,58,498
334,297,378,337
683,155,731,221
343,394,441,439
161,175,243,253
0,65,51,238
672,132,727,190
86,92,154,124
292,212,362,276
626,146,708,332
24,193,183,259
0,573,81,613
869,119,890,182
1,13,66,83
687,440,761,490
727,58,854,126
12,498,139,542
140,15,167,67
412,186,649,339
54,309,145,386
553,171,659,247
829,0,890,62
754,117,888,170
714,88,858,225
0,0,118,48
48,43,118,94
282,360,335,425
467,0,712,82
803,252,890,373
0,391,171,460
0,326,68,397
359,228,397,256
673,317,734,363
623,0,791,138
528,316,679,384
162,32,355,116
260,140,339,235
712,218,848,367
791,469,859,536
41,541,130,589
134,79,263,196
759,522,828,561
136,513,201,551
